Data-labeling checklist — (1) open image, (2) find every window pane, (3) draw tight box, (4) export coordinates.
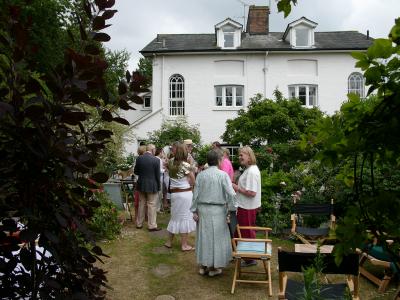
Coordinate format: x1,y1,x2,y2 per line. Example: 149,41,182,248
169,75,185,115
289,86,296,99
144,97,151,107
348,73,364,98
309,86,316,106
235,87,243,106
226,87,233,106
296,28,309,46
224,33,234,47
299,86,306,105
215,86,222,106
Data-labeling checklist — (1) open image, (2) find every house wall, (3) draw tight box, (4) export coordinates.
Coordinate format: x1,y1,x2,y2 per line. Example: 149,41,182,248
124,51,362,154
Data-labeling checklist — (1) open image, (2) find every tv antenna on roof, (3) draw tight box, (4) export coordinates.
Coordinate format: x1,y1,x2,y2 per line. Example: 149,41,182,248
234,0,250,28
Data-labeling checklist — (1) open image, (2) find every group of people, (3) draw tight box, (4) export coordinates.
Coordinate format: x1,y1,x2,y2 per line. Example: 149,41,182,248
133,140,261,276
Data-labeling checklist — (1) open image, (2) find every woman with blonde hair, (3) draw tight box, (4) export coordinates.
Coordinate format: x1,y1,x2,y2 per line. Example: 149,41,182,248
232,146,261,267
164,143,196,251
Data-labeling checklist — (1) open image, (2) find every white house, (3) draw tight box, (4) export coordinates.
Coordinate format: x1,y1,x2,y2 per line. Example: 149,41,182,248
124,6,372,154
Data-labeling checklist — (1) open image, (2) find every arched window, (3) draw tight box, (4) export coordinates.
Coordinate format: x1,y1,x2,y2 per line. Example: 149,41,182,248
348,72,364,98
169,74,184,116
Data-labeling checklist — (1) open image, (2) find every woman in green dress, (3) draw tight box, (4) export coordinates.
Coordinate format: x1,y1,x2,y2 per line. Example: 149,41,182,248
191,149,236,277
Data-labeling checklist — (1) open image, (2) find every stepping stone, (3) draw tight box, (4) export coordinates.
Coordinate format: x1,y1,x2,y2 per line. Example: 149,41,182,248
148,229,169,238
155,295,175,300
152,263,176,278
120,228,137,238
153,246,172,254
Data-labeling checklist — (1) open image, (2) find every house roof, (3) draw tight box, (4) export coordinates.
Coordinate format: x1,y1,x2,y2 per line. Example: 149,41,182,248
215,18,243,29
140,31,373,55
282,17,318,40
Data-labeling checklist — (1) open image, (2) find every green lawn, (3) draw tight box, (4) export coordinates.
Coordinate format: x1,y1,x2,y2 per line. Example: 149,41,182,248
98,213,398,300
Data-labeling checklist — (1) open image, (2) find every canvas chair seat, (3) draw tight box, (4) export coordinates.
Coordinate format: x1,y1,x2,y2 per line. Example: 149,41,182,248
285,279,348,300
290,199,336,245
236,241,272,255
295,226,330,237
278,248,360,300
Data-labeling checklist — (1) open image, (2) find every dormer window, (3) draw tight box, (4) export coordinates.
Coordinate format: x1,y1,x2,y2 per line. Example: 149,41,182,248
215,18,243,49
223,25,235,48
295,28,309,47
283,17,317,48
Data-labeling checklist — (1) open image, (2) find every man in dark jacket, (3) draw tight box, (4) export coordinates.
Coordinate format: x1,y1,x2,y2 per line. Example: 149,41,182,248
134,144,161,231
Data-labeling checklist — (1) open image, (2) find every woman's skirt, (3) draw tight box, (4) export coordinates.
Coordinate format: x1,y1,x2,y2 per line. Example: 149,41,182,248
167,191,196,234
196,204,232,268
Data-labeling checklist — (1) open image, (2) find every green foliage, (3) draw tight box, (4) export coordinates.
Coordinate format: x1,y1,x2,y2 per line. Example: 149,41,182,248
104,49,131,97
136,57,152,87
147,116,201,148
196,144,212,166
276,0,298,17
300,245,324,300
222,95,324,146
0,0,147,298
258,170,293,230
304,19,400,262
125,152,136,166
88,192,122,240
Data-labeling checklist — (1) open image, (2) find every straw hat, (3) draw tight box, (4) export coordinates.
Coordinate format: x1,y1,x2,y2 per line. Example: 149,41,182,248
183,139,193,145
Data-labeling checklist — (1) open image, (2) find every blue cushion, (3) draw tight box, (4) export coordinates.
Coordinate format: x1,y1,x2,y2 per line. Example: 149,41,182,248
237,241,272,255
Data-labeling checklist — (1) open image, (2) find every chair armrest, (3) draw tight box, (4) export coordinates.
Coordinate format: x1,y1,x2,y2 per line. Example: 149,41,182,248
237,226,272,231
233,238,272,243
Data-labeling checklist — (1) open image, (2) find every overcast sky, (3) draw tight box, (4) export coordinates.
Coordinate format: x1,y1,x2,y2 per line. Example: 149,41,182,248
104,0,400,71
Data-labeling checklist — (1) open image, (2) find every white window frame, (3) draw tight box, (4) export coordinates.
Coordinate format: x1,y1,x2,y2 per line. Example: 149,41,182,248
348,72,365,98
169,74,185,116
288,84,318,107
221,144,240,162
143,96,151,109
215,85,244,108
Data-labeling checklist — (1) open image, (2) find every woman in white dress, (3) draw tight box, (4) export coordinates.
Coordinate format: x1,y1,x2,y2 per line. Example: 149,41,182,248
164,143,196,251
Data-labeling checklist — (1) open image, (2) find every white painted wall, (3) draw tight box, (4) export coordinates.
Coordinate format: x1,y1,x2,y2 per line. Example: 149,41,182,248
124,51,364,154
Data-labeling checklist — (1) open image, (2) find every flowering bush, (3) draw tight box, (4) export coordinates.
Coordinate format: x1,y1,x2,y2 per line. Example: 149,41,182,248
88,192,122,240
117,163,132,171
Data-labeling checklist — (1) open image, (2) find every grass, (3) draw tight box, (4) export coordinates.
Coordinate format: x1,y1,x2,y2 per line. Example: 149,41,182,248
99,213,399,300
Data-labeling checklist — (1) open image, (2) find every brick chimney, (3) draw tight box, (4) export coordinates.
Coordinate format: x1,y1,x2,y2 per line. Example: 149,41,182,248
246,5,270,35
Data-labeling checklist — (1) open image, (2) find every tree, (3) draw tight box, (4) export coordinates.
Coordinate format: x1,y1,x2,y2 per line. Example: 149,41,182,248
0,0,145,298
136,56,152,87
222,94,324,146
147,116,201,148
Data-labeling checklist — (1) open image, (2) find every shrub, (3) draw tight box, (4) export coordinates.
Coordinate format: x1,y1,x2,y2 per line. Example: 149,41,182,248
196,144,212,166
89,192,122,240
257,170,293,233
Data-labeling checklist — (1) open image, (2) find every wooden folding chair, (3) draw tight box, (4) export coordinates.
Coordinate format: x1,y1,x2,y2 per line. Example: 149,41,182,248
231,225,272,296
278,248,360,300
356,240,398,293
291,198,336,245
